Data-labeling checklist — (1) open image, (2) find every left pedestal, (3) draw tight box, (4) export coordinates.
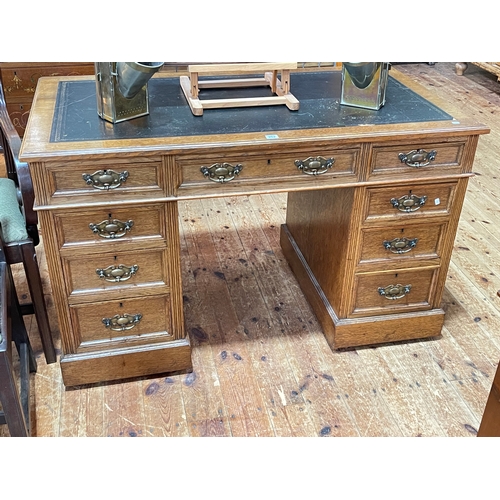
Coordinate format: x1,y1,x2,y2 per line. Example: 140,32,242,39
32,156,191,386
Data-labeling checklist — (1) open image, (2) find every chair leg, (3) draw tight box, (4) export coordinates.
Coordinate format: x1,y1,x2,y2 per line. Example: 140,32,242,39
0,260,35,437
9,267,37,373
20,242,56,364
19,342,32,431
0,347,29,437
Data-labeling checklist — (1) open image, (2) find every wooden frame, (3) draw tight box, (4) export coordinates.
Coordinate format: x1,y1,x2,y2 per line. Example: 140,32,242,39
180,63,300,116
455,62,500,82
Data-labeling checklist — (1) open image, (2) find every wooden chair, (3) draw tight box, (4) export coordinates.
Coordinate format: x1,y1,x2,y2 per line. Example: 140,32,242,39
0,236,37,436
0,78,56,364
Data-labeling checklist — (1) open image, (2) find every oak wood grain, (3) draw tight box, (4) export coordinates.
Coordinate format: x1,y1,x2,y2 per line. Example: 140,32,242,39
2,63,499,437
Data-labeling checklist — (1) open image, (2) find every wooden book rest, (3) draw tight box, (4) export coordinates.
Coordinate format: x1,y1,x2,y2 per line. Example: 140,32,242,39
179,63,300,116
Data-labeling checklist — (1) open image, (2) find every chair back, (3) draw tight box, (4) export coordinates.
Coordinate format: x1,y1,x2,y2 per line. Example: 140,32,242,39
0,79,38,244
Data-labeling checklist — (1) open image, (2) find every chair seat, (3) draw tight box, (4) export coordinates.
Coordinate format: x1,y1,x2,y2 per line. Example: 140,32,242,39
0,178,28,243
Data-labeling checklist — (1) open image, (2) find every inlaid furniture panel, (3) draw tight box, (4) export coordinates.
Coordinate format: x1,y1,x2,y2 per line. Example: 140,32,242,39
20,69,489,385
0,63,94,137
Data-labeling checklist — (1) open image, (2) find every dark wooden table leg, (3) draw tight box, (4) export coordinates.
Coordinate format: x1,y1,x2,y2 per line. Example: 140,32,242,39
477,362,500,437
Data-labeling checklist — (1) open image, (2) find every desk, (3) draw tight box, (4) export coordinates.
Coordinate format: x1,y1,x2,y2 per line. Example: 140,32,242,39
20,70,489,386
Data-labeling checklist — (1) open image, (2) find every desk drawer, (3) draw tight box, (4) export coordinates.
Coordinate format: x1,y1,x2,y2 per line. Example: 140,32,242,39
369,139,466,180
358,222,447,265
70,294,174,348
177,147,360,190
42,157,165,200
351,268,438,317
54,204,166,248
364,181,457,222
63,248,169,298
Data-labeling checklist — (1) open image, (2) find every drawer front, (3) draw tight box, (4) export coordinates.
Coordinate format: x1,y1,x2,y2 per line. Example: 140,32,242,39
71,294,173,349
54,204,166,247
178,147,360,190
358,222,447,265
364,182,457,222
63,248,169,298
369,139,466,179
351,268,438,317
44,158,165,200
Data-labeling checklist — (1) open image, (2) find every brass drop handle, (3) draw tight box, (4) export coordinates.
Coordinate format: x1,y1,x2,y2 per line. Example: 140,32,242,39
390,194,427,212
295,156,335,175
102,313,142,331
201,162,243,183
89,218,134,239
82,169,129,190
383,237,418,254
398,149,437,168
96,264,139,282
378,284,412,300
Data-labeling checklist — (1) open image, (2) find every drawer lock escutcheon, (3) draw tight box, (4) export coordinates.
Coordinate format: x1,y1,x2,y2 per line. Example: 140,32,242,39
295,156,335,176
398,149,437,168
89,219,134,239
102,313,143,331
390,194,427,212
201,163,243,183
82,169,129,190
378,284,412,300
96,264,139,282
383,237,418,254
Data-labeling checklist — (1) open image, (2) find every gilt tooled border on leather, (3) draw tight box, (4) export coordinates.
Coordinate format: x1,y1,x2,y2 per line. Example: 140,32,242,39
50,72,453,144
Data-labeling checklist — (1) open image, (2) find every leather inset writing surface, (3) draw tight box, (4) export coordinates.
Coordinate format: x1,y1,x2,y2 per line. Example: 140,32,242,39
50,72,453,143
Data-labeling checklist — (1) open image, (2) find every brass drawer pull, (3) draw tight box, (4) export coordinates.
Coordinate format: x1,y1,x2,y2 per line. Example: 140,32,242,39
398,149,437,168
96,264,139,282
102,313,142,331
89,218,134,238
201,162,243,183
82,169,129,190
295,156,335,175
383,237,418,254
391,194,427,212
378,284,412,300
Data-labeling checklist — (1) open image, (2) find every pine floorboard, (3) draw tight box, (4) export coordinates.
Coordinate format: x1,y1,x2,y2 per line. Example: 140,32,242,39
1,62,499,437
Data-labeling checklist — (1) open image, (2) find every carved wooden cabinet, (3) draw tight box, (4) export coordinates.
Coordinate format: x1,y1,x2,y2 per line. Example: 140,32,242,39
20,70,489,386
0,63,94,137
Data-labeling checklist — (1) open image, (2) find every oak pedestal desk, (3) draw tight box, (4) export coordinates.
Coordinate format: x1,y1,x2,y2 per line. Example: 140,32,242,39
19,70,489,387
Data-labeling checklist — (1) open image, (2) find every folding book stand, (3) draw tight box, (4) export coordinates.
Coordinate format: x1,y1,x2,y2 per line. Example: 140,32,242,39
179,63,300,116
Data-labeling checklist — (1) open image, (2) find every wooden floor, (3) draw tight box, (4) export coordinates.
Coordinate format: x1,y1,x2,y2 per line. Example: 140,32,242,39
2,62,500,437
